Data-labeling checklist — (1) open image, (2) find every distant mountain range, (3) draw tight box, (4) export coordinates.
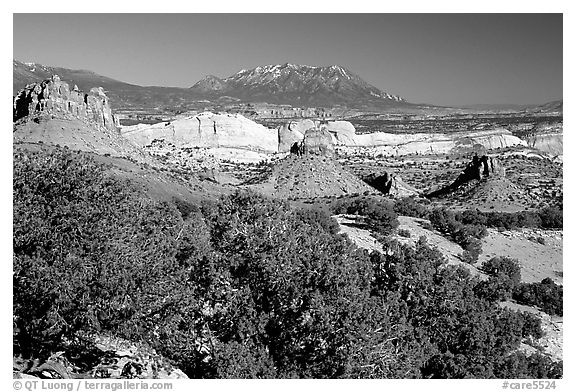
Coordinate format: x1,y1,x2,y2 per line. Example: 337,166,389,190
457,101,563,113
190,63,405,106
13,60,562,114
13,60,409,111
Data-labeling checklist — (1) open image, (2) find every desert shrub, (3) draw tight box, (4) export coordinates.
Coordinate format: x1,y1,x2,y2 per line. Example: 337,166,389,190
393,197,429,219
13,147,561,379
474,257,522,301
294,205,340,235
397,228,411,238
429,208,486,262
520,312,544,340
363,238,549,379
494,352,563,379
330,196,399,235
455,209,488,226
199,190,377,378
481,257,522,287
460,248,479,264
457,208,560,231
13,148,207,359
513,278,563,316
538,206,563,229
171,197,199,219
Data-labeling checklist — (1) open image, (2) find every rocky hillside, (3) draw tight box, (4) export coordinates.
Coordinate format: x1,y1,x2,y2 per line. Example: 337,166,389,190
191,63,406,108
12,76,150,162
251,128,376,199
428,155,531,212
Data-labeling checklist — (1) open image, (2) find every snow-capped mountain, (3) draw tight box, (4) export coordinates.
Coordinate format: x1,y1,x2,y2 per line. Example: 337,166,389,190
14,60,409,110
190,63,405,107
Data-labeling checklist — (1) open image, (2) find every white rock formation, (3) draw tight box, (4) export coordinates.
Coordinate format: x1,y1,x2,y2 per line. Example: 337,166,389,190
323,120,356,145
121,112,279,153
340,128,527,157
277,119,315,152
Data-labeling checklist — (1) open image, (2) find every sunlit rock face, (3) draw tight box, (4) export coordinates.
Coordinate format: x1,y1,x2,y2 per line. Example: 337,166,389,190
121,112,279,153
13,75,119,132
277,119,315,153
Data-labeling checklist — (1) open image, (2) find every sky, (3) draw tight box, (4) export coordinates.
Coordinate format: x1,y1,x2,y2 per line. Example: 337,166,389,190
13,13,563,106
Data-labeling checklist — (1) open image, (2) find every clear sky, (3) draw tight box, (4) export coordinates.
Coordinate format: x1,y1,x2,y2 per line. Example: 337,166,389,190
13,13,562,106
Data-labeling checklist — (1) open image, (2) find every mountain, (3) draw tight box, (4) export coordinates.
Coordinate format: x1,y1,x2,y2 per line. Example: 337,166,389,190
526,100,563,114
191,63,406,108
14,60,409,111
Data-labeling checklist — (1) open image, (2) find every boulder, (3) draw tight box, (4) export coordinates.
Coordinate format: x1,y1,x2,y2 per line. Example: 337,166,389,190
13,75,119,132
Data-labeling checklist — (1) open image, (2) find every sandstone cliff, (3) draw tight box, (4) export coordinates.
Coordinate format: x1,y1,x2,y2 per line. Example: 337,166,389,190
13,75,119,132
122,112,278,153
323,120,356,145
340,128,527,157
277,119,315,152
301,128,335,157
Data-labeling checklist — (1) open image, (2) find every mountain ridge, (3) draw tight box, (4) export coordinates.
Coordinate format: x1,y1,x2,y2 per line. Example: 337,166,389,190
13,60,409,111
190,63,405,107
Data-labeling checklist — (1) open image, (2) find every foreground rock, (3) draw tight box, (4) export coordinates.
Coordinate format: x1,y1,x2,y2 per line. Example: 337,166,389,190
13,334,187,379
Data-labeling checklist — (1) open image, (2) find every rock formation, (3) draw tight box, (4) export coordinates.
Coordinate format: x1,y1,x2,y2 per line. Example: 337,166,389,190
13,75,119,132
277,119,315,152
323,120,356,145
364,172,420,197
301,128,335,157
428,154,506,198
460,154,505,182
122,112,278,153
341,129,527,157
278,119,357,152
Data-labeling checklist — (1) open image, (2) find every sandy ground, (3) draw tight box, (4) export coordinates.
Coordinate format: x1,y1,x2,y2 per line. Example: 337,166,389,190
477,228,563,284
335,215,383,254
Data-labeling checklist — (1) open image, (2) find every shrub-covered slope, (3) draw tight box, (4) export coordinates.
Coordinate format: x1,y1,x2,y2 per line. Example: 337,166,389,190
13,147,561,379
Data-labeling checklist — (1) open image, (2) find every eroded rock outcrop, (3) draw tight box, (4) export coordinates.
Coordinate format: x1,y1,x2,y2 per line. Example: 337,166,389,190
323,120,356,145
364,172,419,197
428,154,505,198
340,129,527,157
13,75,119,131
277,119,315,152
301,128,335,157
122,112,278,153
